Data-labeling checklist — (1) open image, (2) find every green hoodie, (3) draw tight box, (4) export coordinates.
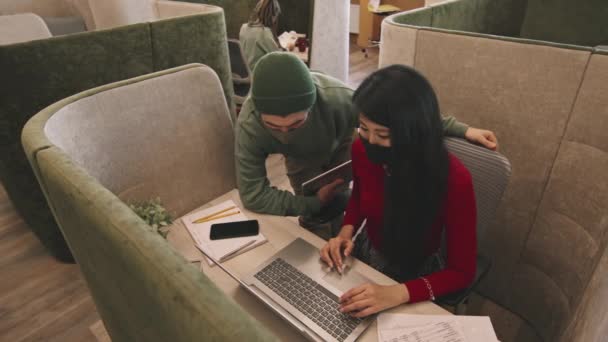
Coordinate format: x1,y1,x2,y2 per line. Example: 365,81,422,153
239,24,281,71
235,72,468,216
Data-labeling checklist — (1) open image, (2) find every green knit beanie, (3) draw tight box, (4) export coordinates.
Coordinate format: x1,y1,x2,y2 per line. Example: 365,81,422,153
251,52,316,116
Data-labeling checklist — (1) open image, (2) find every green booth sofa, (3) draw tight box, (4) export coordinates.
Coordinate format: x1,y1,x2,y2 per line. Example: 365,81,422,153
0,6,234,262
21,64,278,342
379,1,608,341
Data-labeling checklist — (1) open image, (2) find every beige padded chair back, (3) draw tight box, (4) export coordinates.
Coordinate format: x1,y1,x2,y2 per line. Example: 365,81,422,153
437,138,511,312
444,137,511,242
44,64,235,216
0,13,51,45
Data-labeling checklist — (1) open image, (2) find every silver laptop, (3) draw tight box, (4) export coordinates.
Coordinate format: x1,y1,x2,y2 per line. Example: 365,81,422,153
200,238,374,342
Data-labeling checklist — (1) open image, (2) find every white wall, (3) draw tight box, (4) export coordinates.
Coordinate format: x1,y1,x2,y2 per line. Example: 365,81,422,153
349,4,359,34
310,0,350,82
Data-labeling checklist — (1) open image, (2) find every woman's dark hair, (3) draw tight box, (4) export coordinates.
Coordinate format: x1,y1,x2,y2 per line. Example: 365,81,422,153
249,0,281,35
353,64,449,271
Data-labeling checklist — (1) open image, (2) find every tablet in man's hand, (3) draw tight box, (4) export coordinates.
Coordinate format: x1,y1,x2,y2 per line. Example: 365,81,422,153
301,160,352,196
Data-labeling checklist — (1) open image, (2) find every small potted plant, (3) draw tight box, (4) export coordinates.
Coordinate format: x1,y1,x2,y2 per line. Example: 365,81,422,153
129,198,173,238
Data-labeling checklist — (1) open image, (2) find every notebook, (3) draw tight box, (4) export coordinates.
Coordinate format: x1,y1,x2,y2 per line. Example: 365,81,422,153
182,200,267,265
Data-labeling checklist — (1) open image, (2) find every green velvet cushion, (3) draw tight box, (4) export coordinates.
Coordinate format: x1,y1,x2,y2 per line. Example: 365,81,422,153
431,0,526,37
390,0,607,47
277,0,312,38
392,7,432,27
182,0,257,39
520,0,608,46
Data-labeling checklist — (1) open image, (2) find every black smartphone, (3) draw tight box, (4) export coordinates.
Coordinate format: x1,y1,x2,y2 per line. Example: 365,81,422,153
210,220,259,240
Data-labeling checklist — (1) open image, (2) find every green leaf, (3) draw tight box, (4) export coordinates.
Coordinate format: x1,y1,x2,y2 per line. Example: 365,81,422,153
128,197,173,239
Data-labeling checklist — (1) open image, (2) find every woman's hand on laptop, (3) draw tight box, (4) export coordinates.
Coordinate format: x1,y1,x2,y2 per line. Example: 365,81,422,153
339,283,410,318
320,225,355,273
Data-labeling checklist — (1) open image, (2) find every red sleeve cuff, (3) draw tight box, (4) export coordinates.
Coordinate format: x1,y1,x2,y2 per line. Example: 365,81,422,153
342,214,361,228
404,279,432,303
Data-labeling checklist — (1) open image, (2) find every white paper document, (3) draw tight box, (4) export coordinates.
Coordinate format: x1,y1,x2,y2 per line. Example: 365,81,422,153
381,321,466,342
378,313,499,342
278,31,306,49
182,200,266,265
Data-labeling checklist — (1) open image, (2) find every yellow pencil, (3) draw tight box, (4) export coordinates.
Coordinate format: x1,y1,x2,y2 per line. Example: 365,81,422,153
193,210,240,224
195,211,240,223
192,205,237,223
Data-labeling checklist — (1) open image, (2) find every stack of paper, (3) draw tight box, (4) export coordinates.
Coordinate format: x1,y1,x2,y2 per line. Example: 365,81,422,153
182,200,267,265
378,313,499,342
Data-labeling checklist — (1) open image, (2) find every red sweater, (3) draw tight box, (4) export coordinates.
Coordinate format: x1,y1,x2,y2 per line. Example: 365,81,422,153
343,139,477,303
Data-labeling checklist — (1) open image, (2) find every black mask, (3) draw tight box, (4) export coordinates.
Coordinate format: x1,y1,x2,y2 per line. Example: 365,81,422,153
360,135,392,165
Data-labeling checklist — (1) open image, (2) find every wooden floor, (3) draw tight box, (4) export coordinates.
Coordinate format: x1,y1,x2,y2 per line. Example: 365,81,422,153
0,39,379,342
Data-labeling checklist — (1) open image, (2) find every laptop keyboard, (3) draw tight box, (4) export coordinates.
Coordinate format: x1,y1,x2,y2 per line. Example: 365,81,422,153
254,258,362,342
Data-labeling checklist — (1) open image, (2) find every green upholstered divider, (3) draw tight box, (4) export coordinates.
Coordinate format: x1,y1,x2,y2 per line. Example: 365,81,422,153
179,0,312,39
150,12,235,119
431,0,526,37
391,6,432,27
390,0,607,46
520,0,608,46
0,24,154,261
0,13,233,261
277,0,312,38
181,0,257,38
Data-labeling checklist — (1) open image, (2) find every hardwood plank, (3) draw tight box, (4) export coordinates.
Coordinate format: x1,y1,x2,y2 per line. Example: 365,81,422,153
24,296,99,342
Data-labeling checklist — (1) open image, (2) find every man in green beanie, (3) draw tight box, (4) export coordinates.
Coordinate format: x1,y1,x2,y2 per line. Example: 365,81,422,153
235,52,497,234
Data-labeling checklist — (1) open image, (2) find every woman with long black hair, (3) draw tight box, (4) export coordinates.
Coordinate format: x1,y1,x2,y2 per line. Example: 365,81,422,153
320,65,477,317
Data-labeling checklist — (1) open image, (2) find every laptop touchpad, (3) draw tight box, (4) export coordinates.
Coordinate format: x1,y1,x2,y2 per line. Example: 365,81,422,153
322,269,370,293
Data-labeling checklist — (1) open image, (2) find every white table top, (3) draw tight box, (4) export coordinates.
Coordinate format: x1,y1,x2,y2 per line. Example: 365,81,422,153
167,189,449,341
